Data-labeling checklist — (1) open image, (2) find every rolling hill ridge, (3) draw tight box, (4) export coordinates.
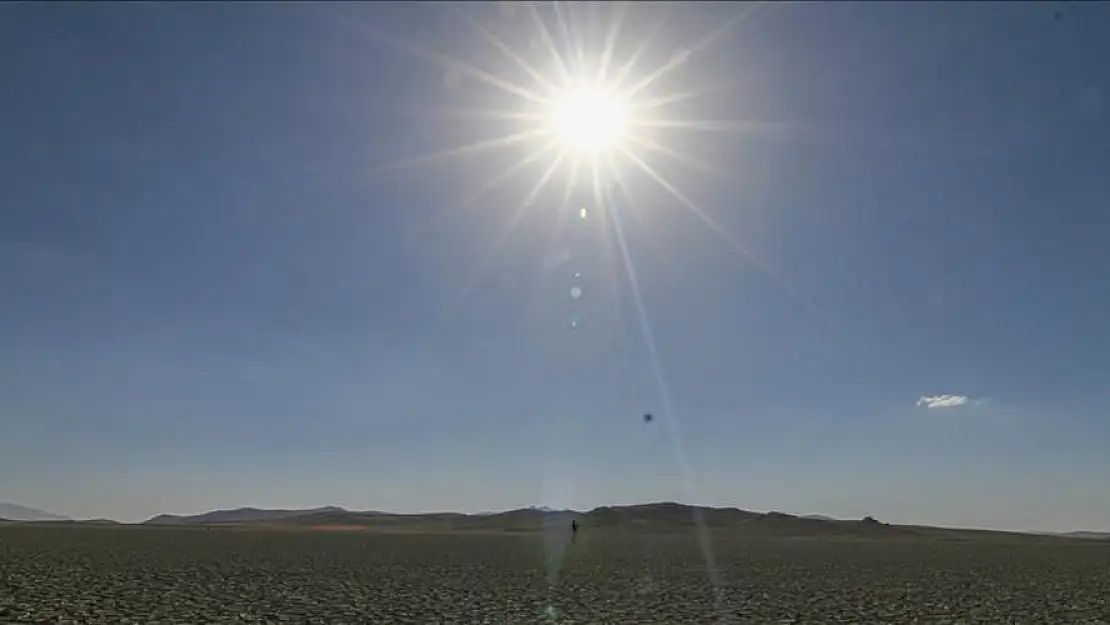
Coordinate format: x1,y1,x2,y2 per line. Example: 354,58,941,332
0,502,69,522
137,502,993,540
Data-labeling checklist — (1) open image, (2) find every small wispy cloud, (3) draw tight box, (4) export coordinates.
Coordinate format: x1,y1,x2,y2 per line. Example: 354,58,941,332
917,394,972,409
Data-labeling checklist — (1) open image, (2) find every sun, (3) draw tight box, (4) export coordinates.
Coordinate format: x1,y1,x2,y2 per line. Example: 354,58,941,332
363,4,823,591
547,86,630,155
367,3,799,308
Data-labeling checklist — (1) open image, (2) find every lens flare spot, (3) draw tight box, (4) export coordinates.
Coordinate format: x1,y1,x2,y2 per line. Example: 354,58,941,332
570,286,582,300
579,207,588,219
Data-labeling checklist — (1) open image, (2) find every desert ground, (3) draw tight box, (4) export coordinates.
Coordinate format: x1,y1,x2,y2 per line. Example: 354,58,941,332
1,524,1109,624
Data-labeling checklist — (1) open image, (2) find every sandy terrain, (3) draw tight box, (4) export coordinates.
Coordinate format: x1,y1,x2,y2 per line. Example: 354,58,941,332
1,524,1109,623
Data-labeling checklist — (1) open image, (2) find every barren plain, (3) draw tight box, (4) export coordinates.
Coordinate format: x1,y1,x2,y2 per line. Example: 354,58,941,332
2,524,1109,624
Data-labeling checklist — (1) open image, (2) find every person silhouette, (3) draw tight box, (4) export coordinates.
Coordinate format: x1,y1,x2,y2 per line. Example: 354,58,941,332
571,519,579,543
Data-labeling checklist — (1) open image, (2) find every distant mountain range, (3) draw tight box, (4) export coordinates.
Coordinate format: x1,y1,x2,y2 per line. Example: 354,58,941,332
2,501,1106,541
132,503,1104,541
143,504,844,529
140,502,899,537
0,502,69,522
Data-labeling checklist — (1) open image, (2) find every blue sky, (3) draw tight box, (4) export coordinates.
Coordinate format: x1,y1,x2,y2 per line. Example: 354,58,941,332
2,2,1108,530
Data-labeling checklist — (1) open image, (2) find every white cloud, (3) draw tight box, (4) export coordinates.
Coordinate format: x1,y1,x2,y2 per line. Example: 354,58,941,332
917,394,971,409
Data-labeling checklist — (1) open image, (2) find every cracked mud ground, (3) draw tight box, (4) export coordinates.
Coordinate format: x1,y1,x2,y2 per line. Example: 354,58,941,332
2,525,1109,624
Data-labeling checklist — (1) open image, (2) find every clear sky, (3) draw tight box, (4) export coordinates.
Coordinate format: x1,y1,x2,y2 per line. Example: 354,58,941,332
2,2,1107,530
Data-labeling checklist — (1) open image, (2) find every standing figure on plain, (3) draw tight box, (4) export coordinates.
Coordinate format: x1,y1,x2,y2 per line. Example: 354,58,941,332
571,519,579,543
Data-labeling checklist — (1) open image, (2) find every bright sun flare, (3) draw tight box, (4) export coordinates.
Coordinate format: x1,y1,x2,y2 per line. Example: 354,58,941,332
368,7,832,580
370,2,810,327
548,87,630,155
373,3,768,195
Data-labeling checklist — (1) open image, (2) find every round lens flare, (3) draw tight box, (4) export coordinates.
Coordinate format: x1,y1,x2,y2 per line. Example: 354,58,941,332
549,88,629,154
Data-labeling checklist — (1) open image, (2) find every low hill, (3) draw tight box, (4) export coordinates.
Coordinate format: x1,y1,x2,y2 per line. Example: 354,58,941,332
1024,530,1110,541
43,518,122,526
144,506,346,525
1061,531,1110,540
143,502,922,538
132,503,1105,542
0,502,69,522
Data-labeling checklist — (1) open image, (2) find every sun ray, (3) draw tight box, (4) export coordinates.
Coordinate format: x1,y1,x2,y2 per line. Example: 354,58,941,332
435,149,568,332
588,153,605,207
550,2,580,77
560,155,583,212
631,117,803,135
595,159,637,416
629,117,908,151
554,155,584,253
367,129,546,178
375,30,550,106
527,4,574,86
420,107,547,124
624,133,722,178
453,5,562,97
630,81,743,113
458,140,562,210
603,153,676,299
617,145,834,328
636,117,1005,155
523,152,586,337
412,140,561,248
623,2,767,98
604,151,665,269
556,157,583,245
617,142,767,270
601,179,724,594
610,6,673,91
596,1,631,84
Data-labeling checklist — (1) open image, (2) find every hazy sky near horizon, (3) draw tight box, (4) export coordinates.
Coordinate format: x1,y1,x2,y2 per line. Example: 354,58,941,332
2,2,1108,530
